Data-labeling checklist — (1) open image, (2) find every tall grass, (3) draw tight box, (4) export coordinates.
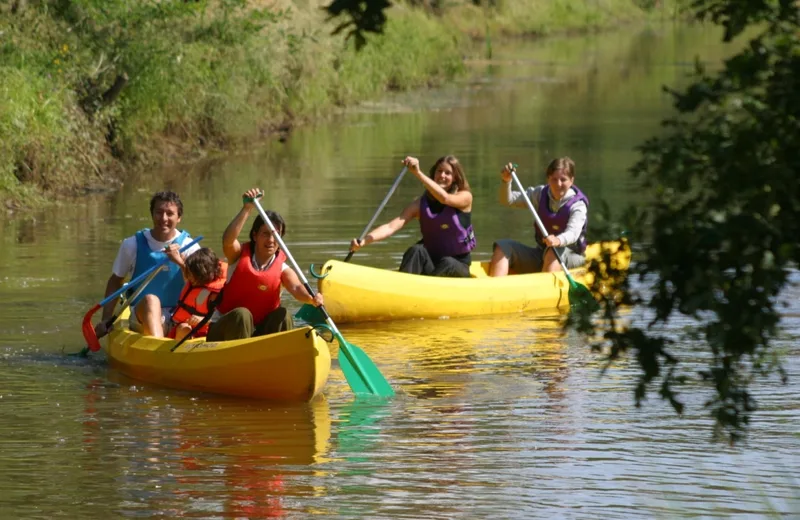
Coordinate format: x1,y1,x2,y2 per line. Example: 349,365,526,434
443,0,683,40
0,0,681,208
0,66,105,198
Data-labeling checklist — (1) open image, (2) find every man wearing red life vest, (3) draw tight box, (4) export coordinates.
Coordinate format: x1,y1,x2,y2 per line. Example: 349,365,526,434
205,188,324,341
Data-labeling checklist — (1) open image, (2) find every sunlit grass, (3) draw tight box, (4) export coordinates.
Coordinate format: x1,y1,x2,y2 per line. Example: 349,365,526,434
444,0,683,39
0,0,683,208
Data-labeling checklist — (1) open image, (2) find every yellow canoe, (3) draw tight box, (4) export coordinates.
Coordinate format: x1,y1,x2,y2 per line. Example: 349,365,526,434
316,240,630,323
107,309,332,402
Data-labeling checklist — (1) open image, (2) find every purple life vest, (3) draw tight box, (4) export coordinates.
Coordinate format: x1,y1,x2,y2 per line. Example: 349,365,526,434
419,195,476,260
535,185,588,254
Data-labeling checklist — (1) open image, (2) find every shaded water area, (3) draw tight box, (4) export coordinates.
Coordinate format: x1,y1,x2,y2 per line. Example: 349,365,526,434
1,24,798,517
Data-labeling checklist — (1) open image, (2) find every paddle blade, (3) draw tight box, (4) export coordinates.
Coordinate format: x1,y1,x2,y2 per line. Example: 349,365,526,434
295,303,328,326
567,277,601,312
68,347,90,358
336,336,395,397
81,304,103,352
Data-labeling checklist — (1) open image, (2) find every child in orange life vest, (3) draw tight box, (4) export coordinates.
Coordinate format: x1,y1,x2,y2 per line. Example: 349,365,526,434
168,247,228,341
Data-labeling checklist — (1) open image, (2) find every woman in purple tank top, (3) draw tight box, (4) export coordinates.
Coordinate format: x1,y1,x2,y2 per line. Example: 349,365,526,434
488,157,589,276
349,155,477,278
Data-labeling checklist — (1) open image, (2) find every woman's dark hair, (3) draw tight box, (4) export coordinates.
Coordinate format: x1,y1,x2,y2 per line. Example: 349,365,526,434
248,210,286,249
150,191,184,217
185,248,222,285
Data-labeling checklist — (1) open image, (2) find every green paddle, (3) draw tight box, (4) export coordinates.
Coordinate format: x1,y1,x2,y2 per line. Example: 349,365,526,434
296,166,408,326
510,167,599,311
251,195,394,397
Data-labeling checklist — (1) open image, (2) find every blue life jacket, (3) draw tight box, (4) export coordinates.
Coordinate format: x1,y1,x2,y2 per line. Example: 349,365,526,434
129,229,189,307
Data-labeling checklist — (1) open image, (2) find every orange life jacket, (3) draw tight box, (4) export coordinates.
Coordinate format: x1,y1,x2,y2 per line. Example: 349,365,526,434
168,262,228,338
216,244,285,324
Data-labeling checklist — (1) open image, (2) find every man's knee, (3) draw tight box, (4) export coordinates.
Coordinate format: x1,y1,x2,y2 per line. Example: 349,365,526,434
140,294,162,310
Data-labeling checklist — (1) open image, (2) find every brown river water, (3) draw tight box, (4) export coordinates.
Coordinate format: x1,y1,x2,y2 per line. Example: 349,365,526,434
0,24,797,518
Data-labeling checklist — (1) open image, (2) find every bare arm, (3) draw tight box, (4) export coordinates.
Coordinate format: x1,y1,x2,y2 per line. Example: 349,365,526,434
100,274,126,322
350,198,420,251
222,188,261,264
410,165,472,210
281,269,324,306
164,243,188,274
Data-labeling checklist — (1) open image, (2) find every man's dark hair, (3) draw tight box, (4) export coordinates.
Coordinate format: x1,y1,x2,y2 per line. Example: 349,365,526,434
150,191,183,217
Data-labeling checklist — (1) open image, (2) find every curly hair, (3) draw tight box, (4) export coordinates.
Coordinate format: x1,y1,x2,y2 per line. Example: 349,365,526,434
184,248,222,286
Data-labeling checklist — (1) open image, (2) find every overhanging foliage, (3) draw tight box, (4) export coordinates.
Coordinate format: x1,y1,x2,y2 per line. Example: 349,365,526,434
576,0,799,444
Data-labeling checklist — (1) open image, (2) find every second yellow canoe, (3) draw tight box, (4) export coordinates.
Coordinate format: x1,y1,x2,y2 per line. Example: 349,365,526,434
316,240,630,323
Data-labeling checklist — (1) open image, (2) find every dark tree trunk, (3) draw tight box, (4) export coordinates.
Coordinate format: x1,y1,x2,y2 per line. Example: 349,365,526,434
101,73,129,107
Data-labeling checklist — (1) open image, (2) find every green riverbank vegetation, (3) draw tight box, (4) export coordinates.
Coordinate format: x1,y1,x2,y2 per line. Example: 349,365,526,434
0,0,680,209
571,0,799,443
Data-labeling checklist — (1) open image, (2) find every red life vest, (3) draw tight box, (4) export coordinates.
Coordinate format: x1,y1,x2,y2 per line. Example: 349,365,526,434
216,244,285,324
168,262,228,338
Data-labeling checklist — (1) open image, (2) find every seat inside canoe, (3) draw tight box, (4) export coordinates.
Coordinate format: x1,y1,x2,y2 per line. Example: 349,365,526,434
470,262,491,278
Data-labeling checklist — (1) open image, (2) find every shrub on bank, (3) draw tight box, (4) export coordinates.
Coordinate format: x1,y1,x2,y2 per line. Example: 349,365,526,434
0,0,676,207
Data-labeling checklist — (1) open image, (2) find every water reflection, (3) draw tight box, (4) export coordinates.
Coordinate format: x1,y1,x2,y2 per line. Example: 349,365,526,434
334,399,393,469
78,375,331,518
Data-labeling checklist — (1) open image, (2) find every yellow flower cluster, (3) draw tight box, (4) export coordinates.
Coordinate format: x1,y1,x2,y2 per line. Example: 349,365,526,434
53,44,69,73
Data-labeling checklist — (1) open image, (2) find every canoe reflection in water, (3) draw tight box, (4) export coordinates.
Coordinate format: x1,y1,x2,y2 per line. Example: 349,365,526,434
80,377,331,518
340,310,570,394
339,311,576,434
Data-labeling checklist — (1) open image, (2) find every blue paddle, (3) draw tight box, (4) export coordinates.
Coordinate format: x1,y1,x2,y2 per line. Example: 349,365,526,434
79,235,203,354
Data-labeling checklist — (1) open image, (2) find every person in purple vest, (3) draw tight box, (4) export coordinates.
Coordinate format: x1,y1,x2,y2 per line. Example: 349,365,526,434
488,157,589,276
349,155,477,278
